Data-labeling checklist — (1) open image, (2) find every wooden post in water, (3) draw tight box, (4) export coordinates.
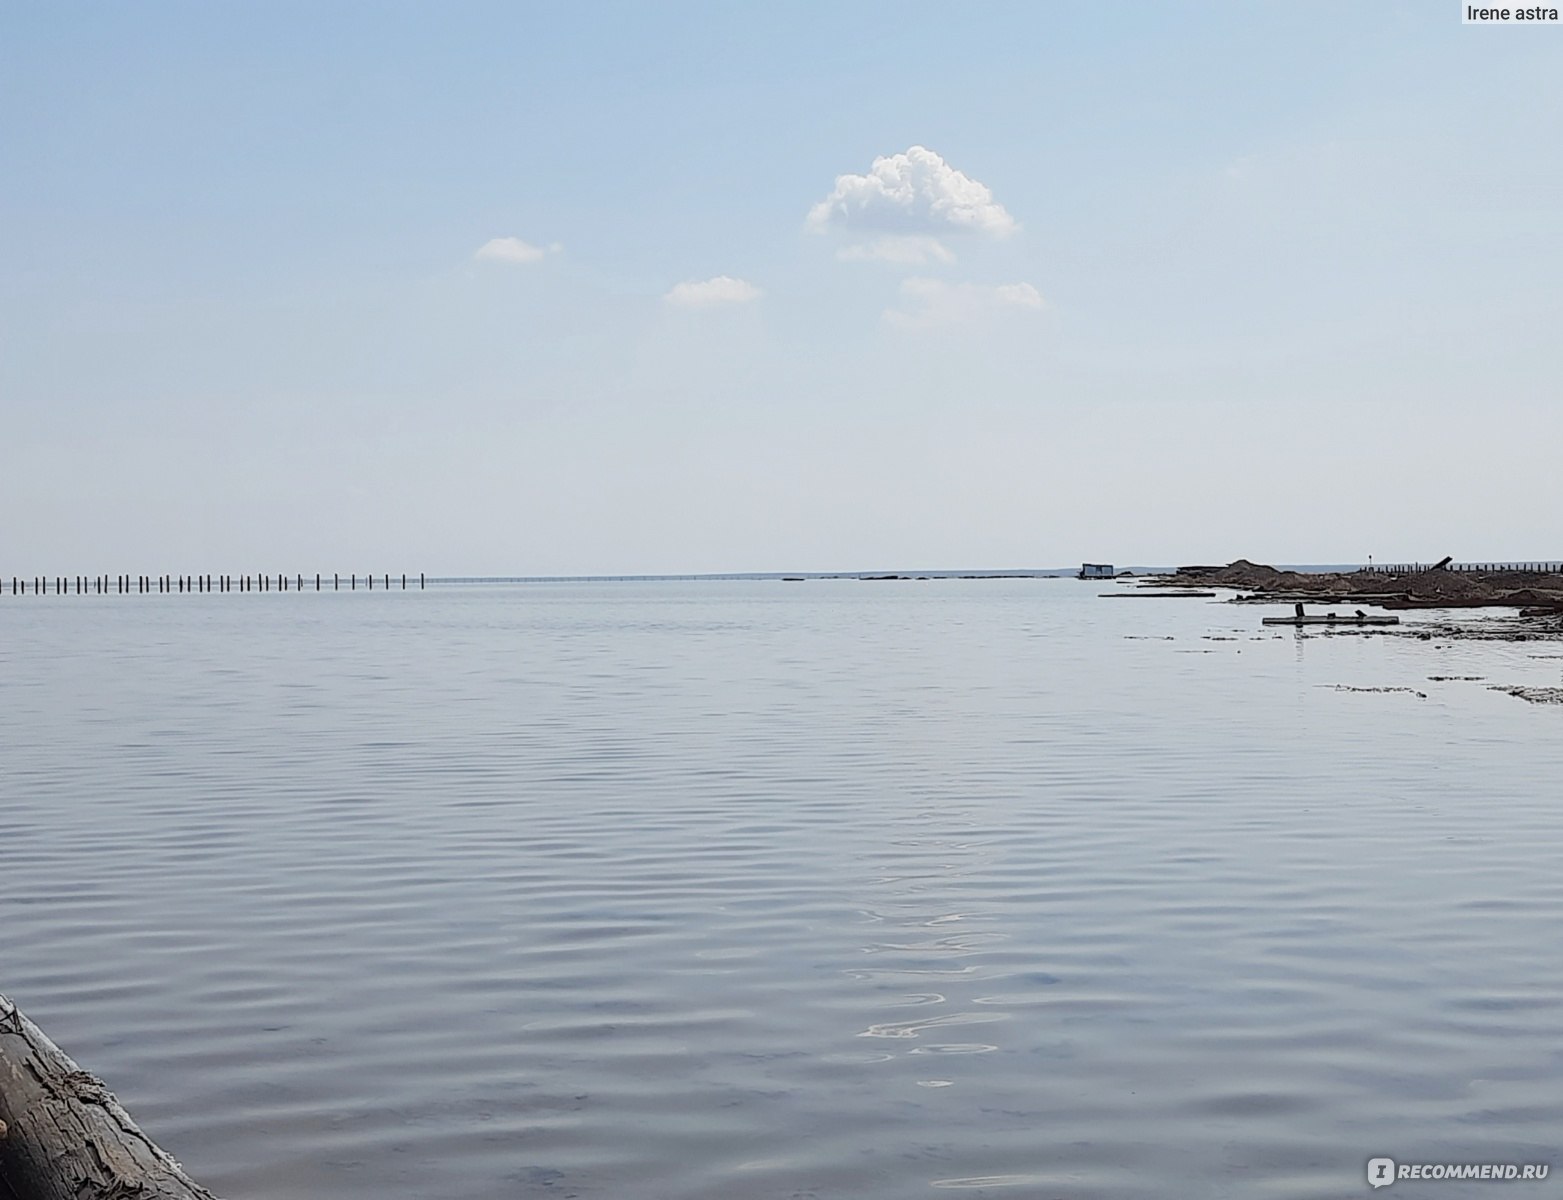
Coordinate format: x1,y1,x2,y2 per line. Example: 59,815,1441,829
421,572,425,589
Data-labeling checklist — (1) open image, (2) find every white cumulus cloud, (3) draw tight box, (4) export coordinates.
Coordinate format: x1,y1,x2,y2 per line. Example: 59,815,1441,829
884,278,1044,329
474,236,554,264
808,146,1017,239
663,276,763,307
836,235,957,266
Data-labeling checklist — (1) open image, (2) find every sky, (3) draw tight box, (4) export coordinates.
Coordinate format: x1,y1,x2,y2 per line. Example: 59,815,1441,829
3,2,1561,575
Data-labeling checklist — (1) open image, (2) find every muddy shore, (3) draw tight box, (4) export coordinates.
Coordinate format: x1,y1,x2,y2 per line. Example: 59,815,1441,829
1146,559,1563,644
1160,558,1563,614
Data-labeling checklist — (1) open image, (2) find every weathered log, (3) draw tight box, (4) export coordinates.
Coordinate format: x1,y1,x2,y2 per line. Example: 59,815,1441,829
1261,613,1400,626
0,994,219,1200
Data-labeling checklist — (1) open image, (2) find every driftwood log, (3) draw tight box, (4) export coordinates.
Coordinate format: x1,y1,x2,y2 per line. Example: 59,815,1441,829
0,994,218,1200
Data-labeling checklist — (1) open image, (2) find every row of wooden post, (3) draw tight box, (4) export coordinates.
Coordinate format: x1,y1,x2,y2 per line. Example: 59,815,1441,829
4,573,424,595
1360,563,1562,575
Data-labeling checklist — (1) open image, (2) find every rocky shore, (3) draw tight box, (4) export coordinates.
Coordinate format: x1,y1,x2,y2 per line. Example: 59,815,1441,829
1163,559,1563,615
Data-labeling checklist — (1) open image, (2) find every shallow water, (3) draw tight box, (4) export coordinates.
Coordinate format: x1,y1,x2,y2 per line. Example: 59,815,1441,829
3,581,1561,1199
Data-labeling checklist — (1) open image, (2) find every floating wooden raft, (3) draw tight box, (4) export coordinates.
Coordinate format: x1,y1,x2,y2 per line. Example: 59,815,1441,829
0,994,218,1200
1262,610,1399,626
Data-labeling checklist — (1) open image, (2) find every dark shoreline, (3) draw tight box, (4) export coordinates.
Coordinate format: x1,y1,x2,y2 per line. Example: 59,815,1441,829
1160,558,1563,614
1143,558,1563,644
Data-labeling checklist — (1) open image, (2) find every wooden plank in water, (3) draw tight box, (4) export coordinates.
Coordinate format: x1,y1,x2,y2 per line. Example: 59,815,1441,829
1099,591,1217,598
1262,614,1400,626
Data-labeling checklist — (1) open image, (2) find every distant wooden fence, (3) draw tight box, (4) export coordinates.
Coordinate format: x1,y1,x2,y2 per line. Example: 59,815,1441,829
3,573,424,595
1357,563,1563,575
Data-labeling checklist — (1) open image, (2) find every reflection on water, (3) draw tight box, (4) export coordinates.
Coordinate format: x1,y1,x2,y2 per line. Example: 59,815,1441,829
3,581,1562,1199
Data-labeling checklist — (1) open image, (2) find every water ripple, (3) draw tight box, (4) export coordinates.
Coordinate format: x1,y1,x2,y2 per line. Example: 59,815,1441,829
4,582,1563,1198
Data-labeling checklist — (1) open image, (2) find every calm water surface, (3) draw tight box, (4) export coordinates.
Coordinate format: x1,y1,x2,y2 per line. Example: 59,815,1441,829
4,581,1562,1199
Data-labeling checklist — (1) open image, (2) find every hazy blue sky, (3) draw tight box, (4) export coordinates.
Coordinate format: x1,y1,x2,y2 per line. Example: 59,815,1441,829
4,2,1560,574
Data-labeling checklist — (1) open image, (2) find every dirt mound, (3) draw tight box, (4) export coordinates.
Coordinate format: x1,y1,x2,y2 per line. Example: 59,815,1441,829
1399,570,1488,601
1171,558,1563,615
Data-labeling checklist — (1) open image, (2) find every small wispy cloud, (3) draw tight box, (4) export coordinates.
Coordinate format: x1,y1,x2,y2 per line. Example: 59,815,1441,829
808,146,1017,239
993,283,1044,308
473,236,557,265
884,278,1044,329
664,275,763,307
836,235,957,266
